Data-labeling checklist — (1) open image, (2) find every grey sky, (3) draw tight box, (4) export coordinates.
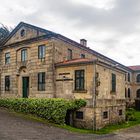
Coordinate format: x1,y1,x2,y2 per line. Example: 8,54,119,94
0,0,140,66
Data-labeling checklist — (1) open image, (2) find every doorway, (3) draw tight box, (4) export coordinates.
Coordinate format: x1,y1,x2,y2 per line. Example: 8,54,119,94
22,77,29,98
65,110,73,126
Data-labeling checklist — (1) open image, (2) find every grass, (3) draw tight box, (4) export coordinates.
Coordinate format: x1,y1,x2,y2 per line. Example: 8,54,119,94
53,110,140,134
1,107,140,135
95,110,140,134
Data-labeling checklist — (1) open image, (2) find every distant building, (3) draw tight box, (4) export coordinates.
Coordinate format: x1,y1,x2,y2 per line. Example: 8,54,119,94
0,22,138,129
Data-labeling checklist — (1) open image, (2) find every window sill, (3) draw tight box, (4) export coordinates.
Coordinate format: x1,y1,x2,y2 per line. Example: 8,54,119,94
5,90,10,92
110,91,116,94
73,90,87,93
102,118,109,121
75,118,85,121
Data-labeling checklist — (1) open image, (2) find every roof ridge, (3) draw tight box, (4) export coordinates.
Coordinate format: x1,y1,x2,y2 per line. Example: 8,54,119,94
1,22,57,46
0,22,134,72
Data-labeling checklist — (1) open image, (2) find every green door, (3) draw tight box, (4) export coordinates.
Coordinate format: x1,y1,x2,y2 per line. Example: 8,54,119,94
22,77,29,98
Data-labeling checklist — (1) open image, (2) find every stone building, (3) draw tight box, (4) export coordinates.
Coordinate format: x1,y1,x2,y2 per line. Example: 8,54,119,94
0,22,137,129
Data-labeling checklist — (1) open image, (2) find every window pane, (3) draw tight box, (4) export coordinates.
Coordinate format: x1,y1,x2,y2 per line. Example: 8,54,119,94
81,54,85,58
128,88,131,98
75,70,84,90
21,49,27,61
38,72,45,91
38,46,41,58
80,79,84,90
5,53,10,64
76,111,83,119
38,45,46,59
5,76,10,91
137,74,140,83
128,73,130,82
68,49,72,60
111,73,116,92
119,110,122,116
42,46,46,58
103,111,108,119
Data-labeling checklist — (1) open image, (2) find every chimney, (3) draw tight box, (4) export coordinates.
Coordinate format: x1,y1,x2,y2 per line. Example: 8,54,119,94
80,39,87,47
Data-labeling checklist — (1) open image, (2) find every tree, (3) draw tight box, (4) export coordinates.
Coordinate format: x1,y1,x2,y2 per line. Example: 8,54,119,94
0,24,11,45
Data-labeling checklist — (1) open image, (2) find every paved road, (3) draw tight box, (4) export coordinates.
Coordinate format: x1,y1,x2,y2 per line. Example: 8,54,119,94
0,109,140,140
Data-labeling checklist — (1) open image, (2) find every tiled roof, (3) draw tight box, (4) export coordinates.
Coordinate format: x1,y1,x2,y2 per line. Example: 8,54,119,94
55,58,96,66
128,65,140,71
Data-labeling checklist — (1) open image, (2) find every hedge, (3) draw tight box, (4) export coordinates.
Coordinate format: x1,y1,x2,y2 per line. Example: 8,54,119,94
0,98,86,124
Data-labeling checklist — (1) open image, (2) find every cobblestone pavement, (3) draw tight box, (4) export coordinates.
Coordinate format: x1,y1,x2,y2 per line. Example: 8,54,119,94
0,109,140,140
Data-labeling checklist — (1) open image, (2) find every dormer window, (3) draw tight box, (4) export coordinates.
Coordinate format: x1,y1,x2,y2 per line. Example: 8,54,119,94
20,29,25,37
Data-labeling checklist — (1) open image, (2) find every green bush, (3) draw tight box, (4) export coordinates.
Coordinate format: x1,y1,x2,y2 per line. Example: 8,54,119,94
0,98,86,124
126,108,137,121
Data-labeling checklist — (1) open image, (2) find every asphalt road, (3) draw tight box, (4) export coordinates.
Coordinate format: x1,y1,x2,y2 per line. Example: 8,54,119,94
0,109,140,140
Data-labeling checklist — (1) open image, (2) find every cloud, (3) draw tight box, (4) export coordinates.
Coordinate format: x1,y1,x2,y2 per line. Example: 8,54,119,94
0,0,140,65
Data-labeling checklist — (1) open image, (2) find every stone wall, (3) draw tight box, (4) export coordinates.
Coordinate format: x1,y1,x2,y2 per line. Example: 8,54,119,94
0,39,55,98
56,61,126,129
53,38,96,63
5,25,46,46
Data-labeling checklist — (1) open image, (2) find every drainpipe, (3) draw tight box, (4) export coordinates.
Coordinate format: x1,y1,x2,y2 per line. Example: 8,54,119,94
93,59,98,131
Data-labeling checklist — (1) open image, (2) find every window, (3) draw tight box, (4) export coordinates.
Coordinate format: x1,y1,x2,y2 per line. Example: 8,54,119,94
125,73,127,81
136,89,140,98
111,73,116,92
75,70,85,90
128,88,131,98
20,29,25,37
21,49,27,62
38,72,45,91
5,52,10,64
119,110,123,116
128,73,130,82
67,49,72,60
5,76,10,91
81,54,85,58
38,45,46,59
137,74,140,83
76,111,83,119
125,88,127,98
103,111,108,119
